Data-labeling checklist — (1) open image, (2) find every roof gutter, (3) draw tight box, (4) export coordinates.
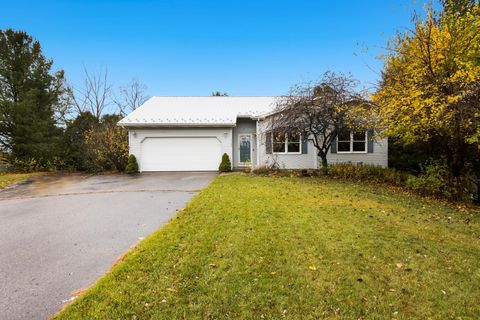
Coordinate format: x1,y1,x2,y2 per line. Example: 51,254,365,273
118,122,237,128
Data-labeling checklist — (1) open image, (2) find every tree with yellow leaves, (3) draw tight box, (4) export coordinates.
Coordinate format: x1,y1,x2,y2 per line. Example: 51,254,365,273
373,0,480,197
83,114,129,172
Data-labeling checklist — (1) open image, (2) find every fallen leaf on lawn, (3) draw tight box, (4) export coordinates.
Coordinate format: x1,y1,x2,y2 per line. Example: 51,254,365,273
271,271,277,275
209,263,217,268
309,266,317,271
389,288,396,292
160,299,167,303
166,288,177,292
396,262,404,269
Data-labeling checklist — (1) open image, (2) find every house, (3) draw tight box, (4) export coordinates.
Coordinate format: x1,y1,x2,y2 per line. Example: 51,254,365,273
118,96,388,171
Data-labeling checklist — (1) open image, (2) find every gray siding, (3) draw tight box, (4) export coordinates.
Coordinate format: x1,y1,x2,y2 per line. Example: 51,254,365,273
257,119,388,169
232,118,257,167
257,120,318,169
327,137,388,167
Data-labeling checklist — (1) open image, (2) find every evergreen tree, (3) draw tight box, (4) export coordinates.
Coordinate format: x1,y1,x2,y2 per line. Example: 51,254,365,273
0,29,65,162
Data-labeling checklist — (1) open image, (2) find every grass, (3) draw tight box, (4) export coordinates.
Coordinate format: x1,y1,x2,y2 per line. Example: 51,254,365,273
0,173,35,189
55,175,480,319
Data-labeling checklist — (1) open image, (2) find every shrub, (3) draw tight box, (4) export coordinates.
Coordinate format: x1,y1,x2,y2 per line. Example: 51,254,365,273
64,113,129,172
11,156,70,173
405,161,475,200
252,165,276,175
125,155,139,174
82,119,129,172
405,161,447,196
328,162,475,201
328,163,410,185
219,153,232,172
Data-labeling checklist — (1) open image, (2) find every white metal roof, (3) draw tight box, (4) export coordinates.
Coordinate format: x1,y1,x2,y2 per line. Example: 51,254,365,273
118,96,278,127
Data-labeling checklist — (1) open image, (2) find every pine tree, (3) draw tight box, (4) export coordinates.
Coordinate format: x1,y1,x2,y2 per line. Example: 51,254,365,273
0,29,65,162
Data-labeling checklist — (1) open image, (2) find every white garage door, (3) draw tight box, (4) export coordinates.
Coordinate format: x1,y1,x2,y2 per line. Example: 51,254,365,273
140,137,222,171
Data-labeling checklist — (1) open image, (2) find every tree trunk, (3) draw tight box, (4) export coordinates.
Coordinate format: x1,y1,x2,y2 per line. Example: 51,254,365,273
319,151,328,174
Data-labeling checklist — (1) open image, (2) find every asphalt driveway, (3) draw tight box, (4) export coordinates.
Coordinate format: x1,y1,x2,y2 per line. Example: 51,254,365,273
0,172,216,320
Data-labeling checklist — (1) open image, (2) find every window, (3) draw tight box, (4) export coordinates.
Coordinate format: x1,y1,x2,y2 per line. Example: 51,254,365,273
287,133,301,153
337,129,351,152
352,131,366,152
273,132,286,153
272,132,301,153
336,130,367,153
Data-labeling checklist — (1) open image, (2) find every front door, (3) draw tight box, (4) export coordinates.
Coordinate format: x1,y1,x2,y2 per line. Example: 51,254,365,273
239,134,251,165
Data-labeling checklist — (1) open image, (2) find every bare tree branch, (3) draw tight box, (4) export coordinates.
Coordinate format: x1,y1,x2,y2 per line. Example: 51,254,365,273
267,71,378,170
67,67,112,119
114,79,148,115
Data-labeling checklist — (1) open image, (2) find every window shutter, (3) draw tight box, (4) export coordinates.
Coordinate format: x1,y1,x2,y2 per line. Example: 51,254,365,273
301,137,308,154
367,130,374,153
266,133,272,154
331,136,337,153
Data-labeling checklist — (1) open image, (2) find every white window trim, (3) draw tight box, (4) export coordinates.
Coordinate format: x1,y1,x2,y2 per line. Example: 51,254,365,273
337,131,368,154
272,132,302,155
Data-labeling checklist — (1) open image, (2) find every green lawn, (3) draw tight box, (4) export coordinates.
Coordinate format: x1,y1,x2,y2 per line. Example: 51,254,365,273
55,175,480,319
0,173,35,189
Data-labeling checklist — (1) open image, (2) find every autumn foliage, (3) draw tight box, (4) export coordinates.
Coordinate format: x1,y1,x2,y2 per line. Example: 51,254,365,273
373,1,480,199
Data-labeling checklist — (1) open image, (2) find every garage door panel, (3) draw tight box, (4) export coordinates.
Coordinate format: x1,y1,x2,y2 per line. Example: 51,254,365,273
141,137,221,171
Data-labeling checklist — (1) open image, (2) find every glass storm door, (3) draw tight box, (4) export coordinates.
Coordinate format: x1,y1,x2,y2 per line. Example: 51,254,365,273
239,135,251,164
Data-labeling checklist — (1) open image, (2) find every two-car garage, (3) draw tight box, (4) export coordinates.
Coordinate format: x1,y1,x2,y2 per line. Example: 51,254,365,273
127,127,232,172
140,137,222,171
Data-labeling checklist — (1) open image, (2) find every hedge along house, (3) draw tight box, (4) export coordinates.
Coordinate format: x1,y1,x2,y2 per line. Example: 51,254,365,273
118,96,388,172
